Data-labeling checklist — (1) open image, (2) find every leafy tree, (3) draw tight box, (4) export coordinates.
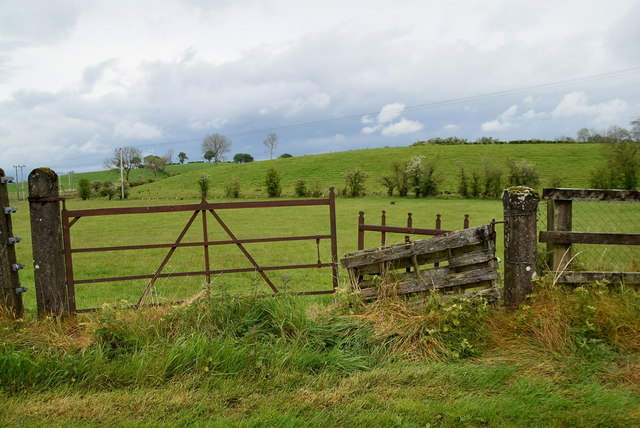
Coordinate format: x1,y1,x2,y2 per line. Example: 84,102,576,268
631,116,640,142
143,155,167,178
265,167,282,197
103,146,142,183
263,133,279,160
201,133,231,164
233,153,254,163
590,141,639,189
178,152,188,164
279,153,293,158
405,156,425,197
78,178,92,200
343,167,368,197
378,175,396,196
419,158,441,196
392,160,409,196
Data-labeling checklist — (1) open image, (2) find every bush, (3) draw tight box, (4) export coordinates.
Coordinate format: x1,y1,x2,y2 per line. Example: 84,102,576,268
457,165,469,197
482,159,503,198
378,175,396,196
506,158,540,188
294,179,308,197
265,167,282,197
98,180,118,200
391,160,409,197
405,156,441,197
197,174,211,200
309,179,323,197
224,176,241,198
589,141,639,189
78,178,92,200
343,167,368,197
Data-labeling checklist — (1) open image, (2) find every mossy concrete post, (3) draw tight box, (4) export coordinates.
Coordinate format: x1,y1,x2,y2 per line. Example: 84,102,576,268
502,187,539,307
28,168,69,316
0,168,24,318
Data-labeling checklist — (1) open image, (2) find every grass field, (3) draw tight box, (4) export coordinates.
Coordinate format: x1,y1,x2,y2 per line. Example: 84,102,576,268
5,142,604,200
125,142,603,199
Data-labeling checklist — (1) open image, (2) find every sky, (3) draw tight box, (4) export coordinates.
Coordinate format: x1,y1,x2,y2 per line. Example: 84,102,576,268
1,0,639,175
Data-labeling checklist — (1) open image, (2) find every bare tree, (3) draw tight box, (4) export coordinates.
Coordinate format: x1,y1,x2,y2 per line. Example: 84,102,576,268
201,133,232,164
263,133,279,159
104,146,142,183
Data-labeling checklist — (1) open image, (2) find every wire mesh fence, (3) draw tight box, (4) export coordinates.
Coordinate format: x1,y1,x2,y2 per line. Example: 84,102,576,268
538,199,640,272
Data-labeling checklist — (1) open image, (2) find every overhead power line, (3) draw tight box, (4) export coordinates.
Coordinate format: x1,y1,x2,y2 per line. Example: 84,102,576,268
44,66,640,166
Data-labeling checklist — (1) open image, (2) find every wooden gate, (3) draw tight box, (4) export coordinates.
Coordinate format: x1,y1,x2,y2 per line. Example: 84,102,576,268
341,224,499,301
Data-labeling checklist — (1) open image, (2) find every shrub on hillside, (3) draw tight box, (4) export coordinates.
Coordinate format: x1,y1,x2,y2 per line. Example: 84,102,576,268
78,178,92,200
224,176,241,198
506,158,541,189
343,167,368,197
197,174,211,200
308,179,323,197
405,156,441,197
265,167,282,197
294,179,308,197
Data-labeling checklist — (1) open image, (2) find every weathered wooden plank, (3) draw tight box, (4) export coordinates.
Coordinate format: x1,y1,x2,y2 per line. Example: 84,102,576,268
359,268,499,300
554,271,640,285
360,224,449,236
341,225,491,268
542,188,640,202
540,231,640,246
353,245,491,276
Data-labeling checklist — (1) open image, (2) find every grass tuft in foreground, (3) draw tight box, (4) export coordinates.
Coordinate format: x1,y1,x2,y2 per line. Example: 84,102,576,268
1,280,639,426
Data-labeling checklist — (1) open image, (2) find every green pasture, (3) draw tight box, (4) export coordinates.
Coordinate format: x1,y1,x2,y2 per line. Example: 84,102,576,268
126,142,603,199
5,142,602,200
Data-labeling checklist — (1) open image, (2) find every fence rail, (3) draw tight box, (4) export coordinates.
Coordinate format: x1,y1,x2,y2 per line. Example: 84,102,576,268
540,188,640,285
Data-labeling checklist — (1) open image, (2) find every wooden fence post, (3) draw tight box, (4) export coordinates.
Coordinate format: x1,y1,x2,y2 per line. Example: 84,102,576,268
502,187,539,307
28,168,69,316
0,169,24,318
547,197,572,271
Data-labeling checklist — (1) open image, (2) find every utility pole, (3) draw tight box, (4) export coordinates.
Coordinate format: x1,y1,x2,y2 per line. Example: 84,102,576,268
12,165,25,200
120,148,125,199
18,165,26,201
12,165,19,199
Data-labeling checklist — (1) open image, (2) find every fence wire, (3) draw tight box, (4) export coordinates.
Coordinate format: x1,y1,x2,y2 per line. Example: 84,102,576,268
538,200,640,272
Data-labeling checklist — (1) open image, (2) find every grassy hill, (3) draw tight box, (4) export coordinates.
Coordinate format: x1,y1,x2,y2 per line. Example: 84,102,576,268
126,142,602,199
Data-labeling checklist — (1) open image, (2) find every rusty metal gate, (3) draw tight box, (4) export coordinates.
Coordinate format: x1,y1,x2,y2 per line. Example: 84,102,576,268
61,189,338,313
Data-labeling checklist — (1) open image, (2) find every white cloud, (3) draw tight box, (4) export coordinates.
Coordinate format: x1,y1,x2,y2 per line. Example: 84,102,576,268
481,119,508,132
377,103,405,124
360,103,424,137
361,125,381,134
551,91,628,122
481,104,518,131
443,123,459,130
381,119,424,136
113,120,162,140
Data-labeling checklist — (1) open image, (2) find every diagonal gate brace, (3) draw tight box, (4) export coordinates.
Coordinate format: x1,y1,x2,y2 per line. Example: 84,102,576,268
208,209,279,293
